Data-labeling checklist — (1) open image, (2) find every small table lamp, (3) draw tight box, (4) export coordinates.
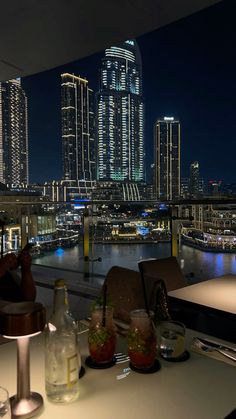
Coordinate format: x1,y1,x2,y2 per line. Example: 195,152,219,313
0,302,46,419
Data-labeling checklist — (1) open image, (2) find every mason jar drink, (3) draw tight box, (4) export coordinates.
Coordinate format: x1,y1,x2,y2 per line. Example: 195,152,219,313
88,306,116,364
128,309,157,370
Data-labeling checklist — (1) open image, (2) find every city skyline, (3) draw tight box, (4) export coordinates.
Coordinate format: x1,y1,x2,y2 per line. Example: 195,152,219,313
21,0,236,184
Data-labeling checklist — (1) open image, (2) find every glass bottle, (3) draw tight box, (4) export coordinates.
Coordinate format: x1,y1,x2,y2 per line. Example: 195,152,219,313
45,279,80,403
128,309,157,370
88,306,116,364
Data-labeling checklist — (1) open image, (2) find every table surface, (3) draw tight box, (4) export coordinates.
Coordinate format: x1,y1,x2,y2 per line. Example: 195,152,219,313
0,329,236,419
168,274,236,315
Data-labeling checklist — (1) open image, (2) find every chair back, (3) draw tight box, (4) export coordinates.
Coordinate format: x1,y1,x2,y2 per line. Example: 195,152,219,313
101,265,170,324
138,256,186,293
102,266,144,324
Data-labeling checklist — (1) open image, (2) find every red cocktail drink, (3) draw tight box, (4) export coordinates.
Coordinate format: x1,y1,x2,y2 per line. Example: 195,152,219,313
128,309,157,370
88,306,116,364
89,329,116,363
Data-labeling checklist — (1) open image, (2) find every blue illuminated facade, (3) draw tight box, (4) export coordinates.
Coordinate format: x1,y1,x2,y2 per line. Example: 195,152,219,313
97,40,145,182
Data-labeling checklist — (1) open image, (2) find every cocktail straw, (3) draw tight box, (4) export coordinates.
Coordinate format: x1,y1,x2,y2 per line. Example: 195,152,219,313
139,266,150,318
102,283,107,327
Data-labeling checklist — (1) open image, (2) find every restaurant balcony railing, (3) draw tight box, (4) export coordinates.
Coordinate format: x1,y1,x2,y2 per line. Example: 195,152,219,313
0,196,236,293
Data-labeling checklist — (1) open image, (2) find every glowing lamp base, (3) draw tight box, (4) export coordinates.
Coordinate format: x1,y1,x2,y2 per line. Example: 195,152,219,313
10,392,43,419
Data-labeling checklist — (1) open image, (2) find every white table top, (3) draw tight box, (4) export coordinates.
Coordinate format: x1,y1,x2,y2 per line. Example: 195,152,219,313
168,274,236,315
0,329,236,419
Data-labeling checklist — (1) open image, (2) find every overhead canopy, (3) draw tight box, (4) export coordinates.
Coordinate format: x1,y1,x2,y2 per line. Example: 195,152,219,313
0,0,222,81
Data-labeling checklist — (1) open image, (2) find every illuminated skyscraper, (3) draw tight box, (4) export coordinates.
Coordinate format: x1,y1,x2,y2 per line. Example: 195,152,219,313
61,73,95,181
189,161,200,197
0,79,29,185
154,117,180,200
97,40,145,182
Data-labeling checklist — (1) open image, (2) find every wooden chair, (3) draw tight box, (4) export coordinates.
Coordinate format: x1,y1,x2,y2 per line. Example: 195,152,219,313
138,256,186,293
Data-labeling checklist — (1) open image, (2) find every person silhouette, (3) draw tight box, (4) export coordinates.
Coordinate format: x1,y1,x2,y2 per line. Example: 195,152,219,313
0,244,36,302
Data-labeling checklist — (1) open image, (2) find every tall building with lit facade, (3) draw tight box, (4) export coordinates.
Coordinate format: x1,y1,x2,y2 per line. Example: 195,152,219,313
189,161,200,197
97,40,145,182
181,177,190,199
154,117,180,200
0,79,29,185
61,73,95,181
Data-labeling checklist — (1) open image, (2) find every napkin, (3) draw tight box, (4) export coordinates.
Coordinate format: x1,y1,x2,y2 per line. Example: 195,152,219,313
190,339,236,367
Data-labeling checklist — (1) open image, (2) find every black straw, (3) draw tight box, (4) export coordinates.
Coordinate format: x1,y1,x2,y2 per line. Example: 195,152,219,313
102,283,107,327
0,221,4,259
140,268,150,318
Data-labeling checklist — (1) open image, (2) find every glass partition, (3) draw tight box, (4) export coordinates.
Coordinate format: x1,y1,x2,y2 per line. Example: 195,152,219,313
0,199,236,287
0,1,235,316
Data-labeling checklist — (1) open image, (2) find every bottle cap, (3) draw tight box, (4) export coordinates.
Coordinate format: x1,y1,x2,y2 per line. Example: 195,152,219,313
55,279,65,288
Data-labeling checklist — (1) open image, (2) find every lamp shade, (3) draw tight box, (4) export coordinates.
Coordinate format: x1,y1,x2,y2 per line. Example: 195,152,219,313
0,302,45,337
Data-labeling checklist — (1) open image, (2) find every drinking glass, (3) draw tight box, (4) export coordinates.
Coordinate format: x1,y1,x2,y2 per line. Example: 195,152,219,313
88,306,116,364
159,320,185,359
128,309,157,370
0,387,11,418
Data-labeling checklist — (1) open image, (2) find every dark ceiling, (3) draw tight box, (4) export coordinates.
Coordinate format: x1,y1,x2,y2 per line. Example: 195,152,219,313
0,0,222,81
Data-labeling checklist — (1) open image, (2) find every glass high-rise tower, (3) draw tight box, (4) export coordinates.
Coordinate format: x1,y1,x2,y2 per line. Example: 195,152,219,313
154,117,180,200
61,73,95,181
189,161,200,197
97,40,145,182
0,79,29,185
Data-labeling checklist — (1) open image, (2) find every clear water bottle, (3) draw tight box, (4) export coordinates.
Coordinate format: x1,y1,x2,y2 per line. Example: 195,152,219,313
45,279,80,403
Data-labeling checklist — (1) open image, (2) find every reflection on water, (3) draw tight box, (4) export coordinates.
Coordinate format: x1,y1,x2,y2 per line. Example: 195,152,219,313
179,246,236,282
33,243,236,282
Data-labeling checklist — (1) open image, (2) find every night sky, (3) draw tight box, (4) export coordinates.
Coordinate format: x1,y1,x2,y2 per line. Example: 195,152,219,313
22,0,236,184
